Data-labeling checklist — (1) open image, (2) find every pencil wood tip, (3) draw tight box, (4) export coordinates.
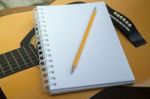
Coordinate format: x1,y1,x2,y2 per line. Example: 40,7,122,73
71,65,76,74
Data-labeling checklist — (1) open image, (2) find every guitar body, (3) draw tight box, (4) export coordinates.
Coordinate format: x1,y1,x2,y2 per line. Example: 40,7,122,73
0,0,101,99
0,10,46,99
0,0,150,99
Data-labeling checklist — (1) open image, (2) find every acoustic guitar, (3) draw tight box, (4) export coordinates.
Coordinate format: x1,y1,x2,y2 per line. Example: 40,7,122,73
0,0,150,99
0,1,104,99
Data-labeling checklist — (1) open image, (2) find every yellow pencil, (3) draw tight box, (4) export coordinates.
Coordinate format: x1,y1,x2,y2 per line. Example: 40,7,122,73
71,7,97,74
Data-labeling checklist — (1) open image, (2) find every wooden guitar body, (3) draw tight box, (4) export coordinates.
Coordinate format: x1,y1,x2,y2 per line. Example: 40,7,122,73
0,1,101,98
0,0,150,99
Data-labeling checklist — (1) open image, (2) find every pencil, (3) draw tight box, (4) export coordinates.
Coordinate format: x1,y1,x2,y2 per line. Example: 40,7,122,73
71,7,97,74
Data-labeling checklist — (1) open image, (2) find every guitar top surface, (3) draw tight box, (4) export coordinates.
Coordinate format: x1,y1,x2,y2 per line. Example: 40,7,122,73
0,0,150,99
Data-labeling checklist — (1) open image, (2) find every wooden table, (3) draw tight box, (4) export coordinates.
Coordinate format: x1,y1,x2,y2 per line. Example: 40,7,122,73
0,0,150,99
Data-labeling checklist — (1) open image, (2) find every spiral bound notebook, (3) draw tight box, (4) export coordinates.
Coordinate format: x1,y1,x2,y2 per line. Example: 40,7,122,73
34,2,135,94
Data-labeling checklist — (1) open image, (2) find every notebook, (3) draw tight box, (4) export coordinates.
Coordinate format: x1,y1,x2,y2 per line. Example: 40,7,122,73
34,2,135,94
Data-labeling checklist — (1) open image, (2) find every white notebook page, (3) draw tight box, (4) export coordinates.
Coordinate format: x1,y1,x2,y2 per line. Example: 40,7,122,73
36,2,134,94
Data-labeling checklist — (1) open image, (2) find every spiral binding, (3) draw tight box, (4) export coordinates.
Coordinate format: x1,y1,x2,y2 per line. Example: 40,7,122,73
34,7,56,91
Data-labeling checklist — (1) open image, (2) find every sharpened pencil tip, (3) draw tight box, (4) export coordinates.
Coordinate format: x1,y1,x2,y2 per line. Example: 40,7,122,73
71,65,76,74
71,68,74,74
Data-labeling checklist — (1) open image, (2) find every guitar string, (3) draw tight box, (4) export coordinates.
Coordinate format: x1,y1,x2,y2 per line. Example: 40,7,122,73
23,47,34,65
17,49,28,66
29,44,39,60
0,46,39,75
3,54,13,72
10,51,21,69
0,50,38,64
0,59,38,75
0,64,5,75
0,46,39,64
